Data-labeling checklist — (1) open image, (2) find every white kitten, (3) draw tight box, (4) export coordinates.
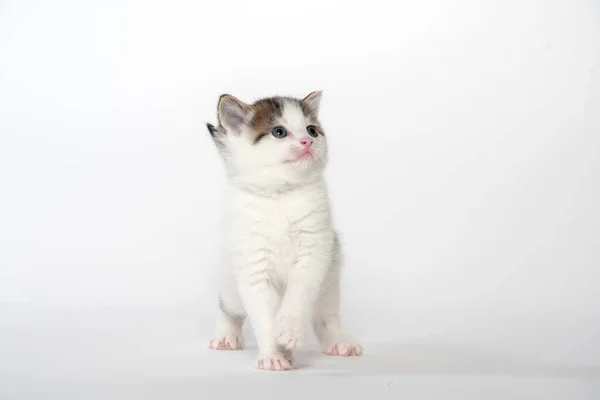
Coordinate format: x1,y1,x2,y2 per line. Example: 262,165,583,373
206,91,361,371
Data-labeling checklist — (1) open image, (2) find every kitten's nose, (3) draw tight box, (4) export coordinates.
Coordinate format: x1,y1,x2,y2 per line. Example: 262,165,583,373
300,138,313,148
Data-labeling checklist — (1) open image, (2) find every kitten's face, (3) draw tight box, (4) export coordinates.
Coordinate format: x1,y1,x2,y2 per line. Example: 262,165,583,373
207,92,328,188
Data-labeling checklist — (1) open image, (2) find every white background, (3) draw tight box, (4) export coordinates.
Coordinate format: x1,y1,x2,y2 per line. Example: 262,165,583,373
1,0,599,398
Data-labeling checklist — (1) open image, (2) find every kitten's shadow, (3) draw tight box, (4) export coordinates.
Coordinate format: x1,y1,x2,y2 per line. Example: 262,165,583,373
280,343,600,378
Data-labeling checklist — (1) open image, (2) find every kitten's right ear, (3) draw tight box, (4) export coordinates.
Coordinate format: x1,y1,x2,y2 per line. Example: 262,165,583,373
218,94,250,134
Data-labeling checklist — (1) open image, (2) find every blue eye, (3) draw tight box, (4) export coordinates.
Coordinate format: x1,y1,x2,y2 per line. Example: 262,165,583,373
271,126,288,138
306,125,319,137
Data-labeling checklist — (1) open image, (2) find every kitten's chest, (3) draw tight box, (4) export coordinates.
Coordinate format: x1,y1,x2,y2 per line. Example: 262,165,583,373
262,201,324,276
249,196,323,242
227,186,330,263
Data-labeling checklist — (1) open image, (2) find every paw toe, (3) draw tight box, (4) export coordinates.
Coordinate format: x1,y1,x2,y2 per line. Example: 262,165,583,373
324,340,362,356
208,334,243,350
256,354,294,371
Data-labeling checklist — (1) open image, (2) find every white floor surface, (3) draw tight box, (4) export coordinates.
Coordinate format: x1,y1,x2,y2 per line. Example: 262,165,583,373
1,306,598,400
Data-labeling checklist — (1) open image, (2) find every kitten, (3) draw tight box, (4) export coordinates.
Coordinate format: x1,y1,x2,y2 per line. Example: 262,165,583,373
206,91,362,371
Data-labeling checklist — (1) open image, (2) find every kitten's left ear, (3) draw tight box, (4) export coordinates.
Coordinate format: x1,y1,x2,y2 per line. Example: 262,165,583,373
301,90,322,119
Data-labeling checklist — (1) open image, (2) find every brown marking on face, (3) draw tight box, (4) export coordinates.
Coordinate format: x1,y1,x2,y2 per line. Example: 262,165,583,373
213,94,322,144
248,97,284,144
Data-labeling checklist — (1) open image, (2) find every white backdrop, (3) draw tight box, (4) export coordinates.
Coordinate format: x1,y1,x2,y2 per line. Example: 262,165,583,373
1,0,600,396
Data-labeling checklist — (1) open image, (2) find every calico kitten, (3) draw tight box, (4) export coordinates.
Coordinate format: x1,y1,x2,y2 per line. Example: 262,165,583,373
206,91,361,371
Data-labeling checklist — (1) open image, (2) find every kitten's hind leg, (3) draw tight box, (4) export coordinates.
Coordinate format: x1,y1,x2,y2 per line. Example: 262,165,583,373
313,241,362,357
209,292,245,350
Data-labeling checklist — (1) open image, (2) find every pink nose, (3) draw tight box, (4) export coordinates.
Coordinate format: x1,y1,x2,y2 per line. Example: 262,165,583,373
300,138,313,148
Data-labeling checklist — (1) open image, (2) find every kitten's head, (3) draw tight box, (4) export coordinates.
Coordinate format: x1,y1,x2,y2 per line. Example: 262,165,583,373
207,91,328,188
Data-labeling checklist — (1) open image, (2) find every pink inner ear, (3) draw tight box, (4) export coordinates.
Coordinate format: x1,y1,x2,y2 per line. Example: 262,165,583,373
302,91,322,104
219,95,249,132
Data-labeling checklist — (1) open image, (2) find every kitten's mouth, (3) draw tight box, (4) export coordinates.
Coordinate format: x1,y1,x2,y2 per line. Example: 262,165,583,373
285,150,313,163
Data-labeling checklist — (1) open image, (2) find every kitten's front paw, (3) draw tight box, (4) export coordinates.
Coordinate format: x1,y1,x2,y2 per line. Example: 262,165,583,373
274,315,307,350
208,333,243,350
322,338,363,356
256,353,295,371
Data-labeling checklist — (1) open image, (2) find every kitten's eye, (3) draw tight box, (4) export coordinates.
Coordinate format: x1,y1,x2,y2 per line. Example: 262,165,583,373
306,125,319,138
271,126,288,139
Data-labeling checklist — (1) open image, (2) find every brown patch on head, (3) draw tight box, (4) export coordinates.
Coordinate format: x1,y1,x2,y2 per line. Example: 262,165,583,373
214,93,323,144
248,97,284,144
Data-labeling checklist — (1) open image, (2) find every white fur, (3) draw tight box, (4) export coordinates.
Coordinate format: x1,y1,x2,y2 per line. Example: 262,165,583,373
209,95,361,370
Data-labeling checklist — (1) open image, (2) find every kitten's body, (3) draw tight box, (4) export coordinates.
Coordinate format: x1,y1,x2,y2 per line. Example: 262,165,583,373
207,92,361,370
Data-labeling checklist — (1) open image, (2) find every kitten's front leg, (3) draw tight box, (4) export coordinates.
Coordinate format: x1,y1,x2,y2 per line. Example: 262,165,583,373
235,251,294,371
274,232,332,350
